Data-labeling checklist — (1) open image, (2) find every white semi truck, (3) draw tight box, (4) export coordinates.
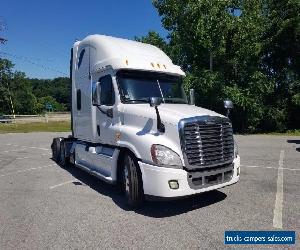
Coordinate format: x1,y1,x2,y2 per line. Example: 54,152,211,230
51,34,240,207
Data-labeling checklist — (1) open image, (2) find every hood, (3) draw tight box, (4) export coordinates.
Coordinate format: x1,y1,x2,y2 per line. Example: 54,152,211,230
123,103,223,126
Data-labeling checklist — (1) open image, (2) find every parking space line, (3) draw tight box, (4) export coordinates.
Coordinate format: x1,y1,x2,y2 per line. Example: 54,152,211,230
5,143,50,151
20,145,50,151
0,164,56,178
16,156,30,160
49,179,78,189
241,164,300,172
273,150,284,229
2,149,26,153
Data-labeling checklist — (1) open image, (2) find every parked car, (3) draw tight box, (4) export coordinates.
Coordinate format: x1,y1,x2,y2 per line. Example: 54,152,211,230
0,115,12,123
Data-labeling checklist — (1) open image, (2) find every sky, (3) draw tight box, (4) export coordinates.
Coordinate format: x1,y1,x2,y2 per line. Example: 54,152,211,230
0,0,167,79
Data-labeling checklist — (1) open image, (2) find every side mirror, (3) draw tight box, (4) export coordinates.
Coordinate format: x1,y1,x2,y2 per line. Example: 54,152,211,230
224,100,233,109
224,99,233,117
189,89,195,105
92,82,101,106
149,97,165,133
149,97,162,107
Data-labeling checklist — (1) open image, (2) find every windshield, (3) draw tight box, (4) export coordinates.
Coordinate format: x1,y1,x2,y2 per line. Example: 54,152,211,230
117,70,188,104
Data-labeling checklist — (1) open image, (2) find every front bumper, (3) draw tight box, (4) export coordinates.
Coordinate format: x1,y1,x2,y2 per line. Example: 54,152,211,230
139,156,240,198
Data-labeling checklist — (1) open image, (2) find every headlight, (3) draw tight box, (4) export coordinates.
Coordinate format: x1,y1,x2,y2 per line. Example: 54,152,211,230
151,144,182,167
234,139,239,158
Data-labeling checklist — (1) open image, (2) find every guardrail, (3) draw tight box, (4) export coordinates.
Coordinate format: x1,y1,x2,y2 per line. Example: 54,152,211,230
0,113,71,124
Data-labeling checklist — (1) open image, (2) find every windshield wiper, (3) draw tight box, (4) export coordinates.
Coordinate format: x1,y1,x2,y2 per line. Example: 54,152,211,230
164,99,187,104
123,98,150,104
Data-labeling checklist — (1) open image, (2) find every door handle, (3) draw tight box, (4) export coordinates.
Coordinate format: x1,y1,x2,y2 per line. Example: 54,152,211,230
97,125,100,136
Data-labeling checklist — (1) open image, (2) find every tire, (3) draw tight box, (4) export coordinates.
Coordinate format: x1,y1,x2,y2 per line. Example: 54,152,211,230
59,140,66,167
122,153,144,207
51,138,61,163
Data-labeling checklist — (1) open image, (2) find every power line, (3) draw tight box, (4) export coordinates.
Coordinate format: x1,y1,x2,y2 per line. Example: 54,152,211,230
0,51,68,76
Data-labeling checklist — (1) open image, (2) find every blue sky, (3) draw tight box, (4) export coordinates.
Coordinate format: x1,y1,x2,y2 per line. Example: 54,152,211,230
0,0,166,79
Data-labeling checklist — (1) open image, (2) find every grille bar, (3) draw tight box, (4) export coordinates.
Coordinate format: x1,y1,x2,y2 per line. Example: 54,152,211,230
180,116,234,168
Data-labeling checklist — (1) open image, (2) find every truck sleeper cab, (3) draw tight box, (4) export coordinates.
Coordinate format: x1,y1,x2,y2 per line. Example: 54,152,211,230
51,34,240,207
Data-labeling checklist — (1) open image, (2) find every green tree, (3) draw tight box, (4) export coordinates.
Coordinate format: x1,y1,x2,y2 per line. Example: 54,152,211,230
31,77,71,110
10,71,38,115
135,31,169,54
35,95,67,113
261,0,300,130
0,58,70,115
0,58,14,114
147,0,300,132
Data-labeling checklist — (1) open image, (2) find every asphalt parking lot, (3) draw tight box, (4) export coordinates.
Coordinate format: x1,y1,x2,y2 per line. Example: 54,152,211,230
0,132,299,249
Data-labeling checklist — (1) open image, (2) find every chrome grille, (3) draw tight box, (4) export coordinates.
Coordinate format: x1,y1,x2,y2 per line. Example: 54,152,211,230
180,117,234,168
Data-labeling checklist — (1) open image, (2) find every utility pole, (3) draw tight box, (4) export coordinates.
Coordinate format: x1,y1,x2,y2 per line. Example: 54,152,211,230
6,82,16,119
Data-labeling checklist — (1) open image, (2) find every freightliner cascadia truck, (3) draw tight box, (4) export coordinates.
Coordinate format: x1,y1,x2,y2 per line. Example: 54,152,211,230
51,34,240,207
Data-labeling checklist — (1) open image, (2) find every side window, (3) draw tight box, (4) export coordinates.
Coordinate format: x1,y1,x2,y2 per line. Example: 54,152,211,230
100,75,115,106
77,89,81,110
77,49,85,69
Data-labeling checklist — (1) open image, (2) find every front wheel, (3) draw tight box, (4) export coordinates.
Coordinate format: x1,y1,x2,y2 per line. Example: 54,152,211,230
122,154,144,207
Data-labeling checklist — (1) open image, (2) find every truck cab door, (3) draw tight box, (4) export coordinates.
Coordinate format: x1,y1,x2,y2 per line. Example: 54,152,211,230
93,74,116,144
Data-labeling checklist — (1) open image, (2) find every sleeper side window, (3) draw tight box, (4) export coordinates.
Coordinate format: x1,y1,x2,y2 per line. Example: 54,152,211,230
99,75,115,106
77,89,81,110
77,49,85,69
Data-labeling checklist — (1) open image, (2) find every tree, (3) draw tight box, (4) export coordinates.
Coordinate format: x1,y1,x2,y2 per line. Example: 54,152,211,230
261,0,300,130
135,31,169,54
31,77,71,111
0,58,14,114
147,0,300,132
0,58,70,115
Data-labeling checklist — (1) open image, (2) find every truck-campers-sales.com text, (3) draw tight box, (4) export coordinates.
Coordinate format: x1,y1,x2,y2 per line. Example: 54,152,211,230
225,235,294,244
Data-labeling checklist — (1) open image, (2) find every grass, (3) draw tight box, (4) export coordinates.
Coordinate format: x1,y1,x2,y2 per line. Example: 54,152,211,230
261,130,300,136
236,130,300,136
0,121,71,134
0,120,299,136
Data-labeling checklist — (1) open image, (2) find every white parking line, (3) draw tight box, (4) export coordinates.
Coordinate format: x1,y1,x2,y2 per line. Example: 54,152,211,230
20,145,50,151
273,150,284,229
49,179,78,189
16,156,30,160
241,164,300,172
5,143,50,151
2,149,26,153
0,164,55,178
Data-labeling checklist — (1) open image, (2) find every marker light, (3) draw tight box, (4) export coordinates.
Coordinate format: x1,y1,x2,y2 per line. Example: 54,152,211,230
125,59,129,65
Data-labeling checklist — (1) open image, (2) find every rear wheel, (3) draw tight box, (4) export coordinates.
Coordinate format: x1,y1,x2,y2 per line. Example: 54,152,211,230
122,153,144,207
59,140,66,166
51,138,61,163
